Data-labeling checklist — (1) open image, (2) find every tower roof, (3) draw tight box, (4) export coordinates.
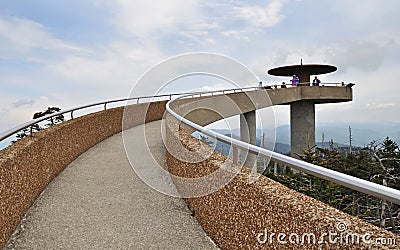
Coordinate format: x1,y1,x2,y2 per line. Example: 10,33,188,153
267,64,337,76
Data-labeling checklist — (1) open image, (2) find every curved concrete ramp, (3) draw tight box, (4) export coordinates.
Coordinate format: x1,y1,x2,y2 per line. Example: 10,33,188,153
5,121,217,249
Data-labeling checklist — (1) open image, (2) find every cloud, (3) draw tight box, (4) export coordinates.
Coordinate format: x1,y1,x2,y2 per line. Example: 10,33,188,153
233,0,289,28
257,40,389,74
366,102,396,110
97,0,212,41
1,0,400,135
0,16,84,55
45,41,167,98
322,0,400,47
0,94,53,132
221,30,250,40
12,98,35,107
326,42,387,72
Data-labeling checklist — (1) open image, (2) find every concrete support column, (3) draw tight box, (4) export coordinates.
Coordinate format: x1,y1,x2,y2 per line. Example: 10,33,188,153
240,111,256,167
290,101,315,157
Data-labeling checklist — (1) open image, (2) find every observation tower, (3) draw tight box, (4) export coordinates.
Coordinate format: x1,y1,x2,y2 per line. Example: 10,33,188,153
267,62,353,157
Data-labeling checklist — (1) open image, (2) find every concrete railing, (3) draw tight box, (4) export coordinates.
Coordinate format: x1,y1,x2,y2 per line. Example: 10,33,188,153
165,90,400,249
1,85,397,249
166,128,400,249
0,86,258,248
166,93,400,205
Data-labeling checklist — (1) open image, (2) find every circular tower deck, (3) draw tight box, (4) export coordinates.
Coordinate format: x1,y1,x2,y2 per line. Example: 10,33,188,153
268,64,337,85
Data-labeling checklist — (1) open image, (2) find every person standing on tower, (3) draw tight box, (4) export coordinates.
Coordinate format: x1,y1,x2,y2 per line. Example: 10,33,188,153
291,75,299,86
312,76,321,86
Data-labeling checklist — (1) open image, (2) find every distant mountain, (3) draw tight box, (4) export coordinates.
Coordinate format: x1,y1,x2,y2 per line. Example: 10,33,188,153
266,122,400,147
193,122,400,154
316,122,400,146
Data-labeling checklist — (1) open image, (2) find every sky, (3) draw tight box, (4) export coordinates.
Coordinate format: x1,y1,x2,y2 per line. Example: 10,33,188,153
1,0,400,137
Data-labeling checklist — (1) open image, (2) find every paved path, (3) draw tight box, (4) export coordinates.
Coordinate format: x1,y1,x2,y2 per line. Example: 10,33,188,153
5,121,217,249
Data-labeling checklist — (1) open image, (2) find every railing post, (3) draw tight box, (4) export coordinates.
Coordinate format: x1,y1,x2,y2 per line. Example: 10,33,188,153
71,111,74,119
137,98,140,104
233,146,238,165
30,125,33,137
104,103,107,110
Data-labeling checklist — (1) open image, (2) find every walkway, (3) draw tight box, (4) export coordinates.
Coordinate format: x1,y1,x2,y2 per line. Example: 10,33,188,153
5,121,217,249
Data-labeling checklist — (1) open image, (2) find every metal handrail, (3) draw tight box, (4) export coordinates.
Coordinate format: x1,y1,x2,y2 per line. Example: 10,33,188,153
166,93,400,205
1,82,351,143
302,82,355,87
265,82,354,88
0,86,259,143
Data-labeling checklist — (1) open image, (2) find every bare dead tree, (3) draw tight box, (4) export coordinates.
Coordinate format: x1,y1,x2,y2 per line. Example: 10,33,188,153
369,139,400,231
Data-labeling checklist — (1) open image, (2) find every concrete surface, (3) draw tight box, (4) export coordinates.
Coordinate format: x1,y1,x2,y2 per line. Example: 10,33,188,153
290,101,315,156
0,101,168,248
240,111,256,167
166,121,400,250
174,86,351,157
5,120,217,250
176,86,352,134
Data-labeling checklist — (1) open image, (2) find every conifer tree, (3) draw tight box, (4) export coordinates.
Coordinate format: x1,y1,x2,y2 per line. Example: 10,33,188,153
13,107,64,143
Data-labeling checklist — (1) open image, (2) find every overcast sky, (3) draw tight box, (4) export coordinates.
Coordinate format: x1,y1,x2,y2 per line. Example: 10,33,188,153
1,0,400,134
